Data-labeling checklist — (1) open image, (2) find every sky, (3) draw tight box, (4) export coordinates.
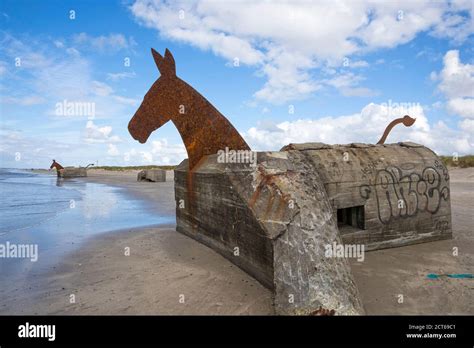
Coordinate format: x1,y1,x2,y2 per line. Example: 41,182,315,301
0,0,473,168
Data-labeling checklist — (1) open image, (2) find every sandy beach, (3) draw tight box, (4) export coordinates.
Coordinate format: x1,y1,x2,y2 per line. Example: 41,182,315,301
349,167,474,314
0,169,273,315
1,167,472,315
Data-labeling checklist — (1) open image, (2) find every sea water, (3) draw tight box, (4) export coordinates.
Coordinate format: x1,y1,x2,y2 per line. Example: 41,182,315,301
0,168,174,281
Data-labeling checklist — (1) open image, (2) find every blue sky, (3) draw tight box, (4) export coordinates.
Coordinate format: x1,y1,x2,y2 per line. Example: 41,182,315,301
1,0,473,168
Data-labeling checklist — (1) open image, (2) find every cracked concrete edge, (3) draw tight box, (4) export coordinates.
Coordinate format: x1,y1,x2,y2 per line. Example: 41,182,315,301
228,151,365,315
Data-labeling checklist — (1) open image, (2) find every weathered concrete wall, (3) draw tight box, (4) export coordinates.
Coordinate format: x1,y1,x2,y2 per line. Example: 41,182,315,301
165,170,174,182
59,167,87,178
174,142,452,315
137,169,166,182
281,142,452,250
175,151,364,315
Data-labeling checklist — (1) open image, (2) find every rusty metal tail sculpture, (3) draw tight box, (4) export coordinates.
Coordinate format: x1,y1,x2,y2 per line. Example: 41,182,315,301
377,115,416,144
128,48,250,170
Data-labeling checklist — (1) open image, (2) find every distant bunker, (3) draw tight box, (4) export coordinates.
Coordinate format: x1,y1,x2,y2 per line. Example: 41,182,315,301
58,167,87,178
175,142,451,315
137,169,167,182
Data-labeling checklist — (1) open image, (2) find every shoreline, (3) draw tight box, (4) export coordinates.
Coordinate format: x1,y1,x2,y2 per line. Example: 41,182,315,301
77,169,177,217
1,167,472,315
2,223,273,315
0,170,274,315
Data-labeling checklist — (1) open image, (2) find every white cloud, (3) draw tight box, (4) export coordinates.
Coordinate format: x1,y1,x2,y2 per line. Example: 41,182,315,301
84,120,121,143
107,143,120,156
1,34,140,120
1,95,45,105
324,72,378,97
430,0,474,43
106,71,136,81
123,148,153,164
355,5,444,49
151,139,186,157
53,40,64,48
349,60,369,68
1,34,53,69
447,98,474,118
434,50,474,119
460,118,474,134
72,33,136,53
123,138,187,165
112,95,140,106
130,0,473,103
0,128,89,168
253,49,321,103
92,81,114,97
437,50,474,99
244,102,473,155
141,151,153,163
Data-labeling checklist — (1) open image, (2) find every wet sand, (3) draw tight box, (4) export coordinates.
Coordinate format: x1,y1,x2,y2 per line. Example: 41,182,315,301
0,169,273,315
1,168,472,315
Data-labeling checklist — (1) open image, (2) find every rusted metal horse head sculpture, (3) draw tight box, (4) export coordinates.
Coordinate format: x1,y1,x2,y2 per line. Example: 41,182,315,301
377,115,416,144
50,159,64,177
50,159,64,171
128,48,250,170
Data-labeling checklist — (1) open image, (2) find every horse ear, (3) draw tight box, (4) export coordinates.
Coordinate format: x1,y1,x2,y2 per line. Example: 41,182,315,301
151,48,164,70
151,48,176,77
164,48,176,75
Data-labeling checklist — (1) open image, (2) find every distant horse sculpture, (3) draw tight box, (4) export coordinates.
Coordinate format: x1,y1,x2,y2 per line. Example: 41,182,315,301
49,160,88,178
128,48,250,170
50,159,64,176
377,115,416,144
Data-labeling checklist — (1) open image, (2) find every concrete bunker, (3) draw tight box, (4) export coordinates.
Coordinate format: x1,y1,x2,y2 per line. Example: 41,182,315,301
174,151,365,315
174,142,452,314
50,160,91,178
128,48,452,315
59,167,88,178
281,142,452,250
137,169,167,182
